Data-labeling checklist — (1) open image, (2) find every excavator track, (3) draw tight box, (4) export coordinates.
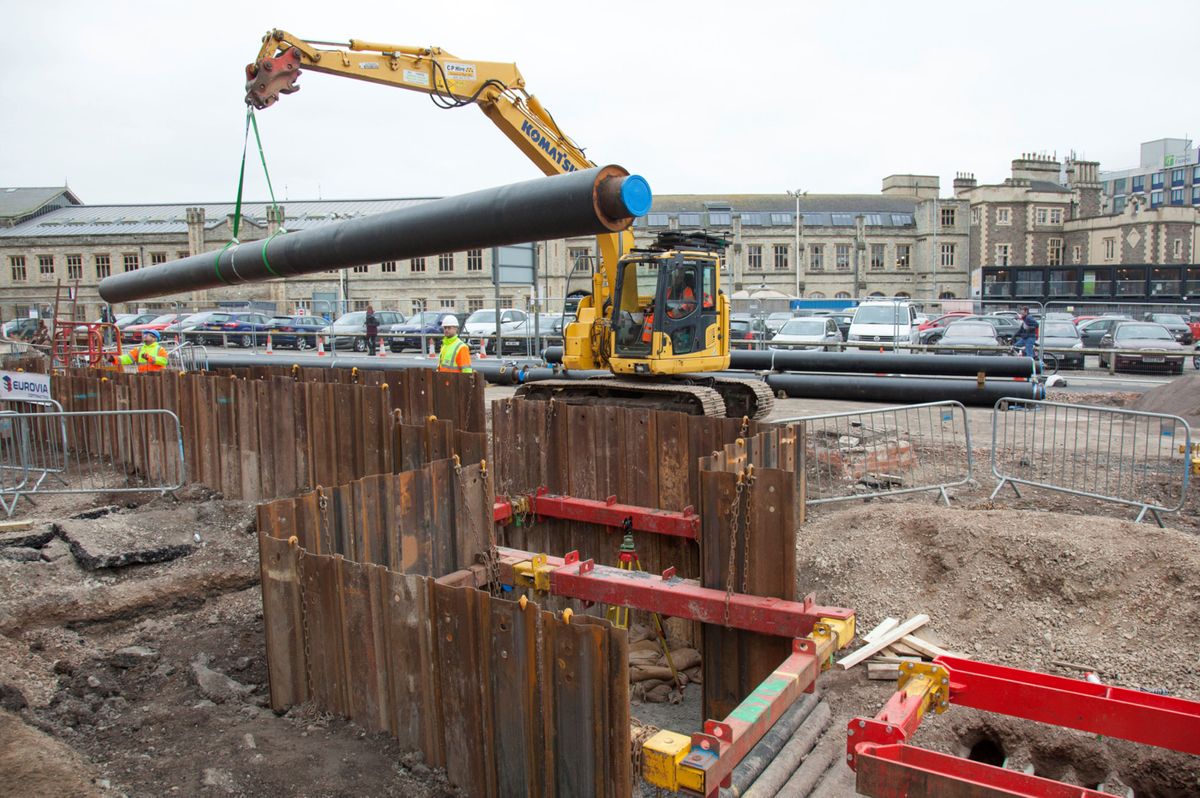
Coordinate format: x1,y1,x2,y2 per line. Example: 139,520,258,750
711,376,775,420
514,378,728,417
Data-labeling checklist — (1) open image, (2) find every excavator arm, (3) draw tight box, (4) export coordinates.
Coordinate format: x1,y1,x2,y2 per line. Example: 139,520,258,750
245,29,628,369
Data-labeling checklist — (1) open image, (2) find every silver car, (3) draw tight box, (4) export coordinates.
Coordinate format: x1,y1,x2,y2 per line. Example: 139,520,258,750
770,317,843,350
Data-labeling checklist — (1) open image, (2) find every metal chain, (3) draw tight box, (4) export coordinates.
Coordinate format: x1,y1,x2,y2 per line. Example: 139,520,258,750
722,470,745,627
630,718,661,789
295,545,315,702
317,487,333,556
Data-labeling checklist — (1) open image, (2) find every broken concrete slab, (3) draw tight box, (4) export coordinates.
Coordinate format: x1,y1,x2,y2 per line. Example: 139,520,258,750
55,512,195,571
0,523,55,550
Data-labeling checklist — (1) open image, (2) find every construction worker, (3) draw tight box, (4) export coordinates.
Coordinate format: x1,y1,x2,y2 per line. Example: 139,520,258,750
437,315,473,374
117,329,169,372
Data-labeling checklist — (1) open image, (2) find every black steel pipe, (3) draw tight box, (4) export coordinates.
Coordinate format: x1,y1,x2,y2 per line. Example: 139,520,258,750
765,373,1044,405
99,165,650,303
732,349,1036,378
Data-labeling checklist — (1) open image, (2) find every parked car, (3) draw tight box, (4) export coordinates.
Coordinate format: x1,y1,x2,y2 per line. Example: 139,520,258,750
764,312,796,335
1098,322,1187,373
483,314,566,356
167,311,229,343
3,318,43,341
121,313,188,344
1143,313,1194,345
1041,322,1086,369
319,310,406,351
811,310,854,340
196,311,276,348
1077,317,1127,349
268,315,327,350
933,321,1001,355
387,310,467,352
729,314,771,349
917,311,972,332
847,301,918,347
1043,312,1076,323
769,317,843,350
463,308,528,350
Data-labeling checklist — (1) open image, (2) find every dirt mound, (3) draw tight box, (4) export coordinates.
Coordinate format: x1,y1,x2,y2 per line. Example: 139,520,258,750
0,708,103,797
798,505,1200,694
1130,373,1200,425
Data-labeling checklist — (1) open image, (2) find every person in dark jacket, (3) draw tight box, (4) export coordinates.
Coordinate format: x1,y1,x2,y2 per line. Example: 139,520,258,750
1014,306,1039,359
364,305,379,355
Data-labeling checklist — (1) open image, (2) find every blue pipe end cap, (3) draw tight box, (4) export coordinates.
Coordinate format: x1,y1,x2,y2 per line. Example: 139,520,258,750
619,174,653,218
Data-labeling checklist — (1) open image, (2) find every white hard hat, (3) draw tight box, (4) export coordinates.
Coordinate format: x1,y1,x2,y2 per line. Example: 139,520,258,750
441,315,459,327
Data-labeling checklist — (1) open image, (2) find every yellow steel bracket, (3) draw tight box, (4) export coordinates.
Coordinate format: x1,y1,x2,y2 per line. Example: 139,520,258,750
510,553,554,593
896,661,951,716
642,729,692,792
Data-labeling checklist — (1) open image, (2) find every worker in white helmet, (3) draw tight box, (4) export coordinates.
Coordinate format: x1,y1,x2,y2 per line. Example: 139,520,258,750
437,315,473,374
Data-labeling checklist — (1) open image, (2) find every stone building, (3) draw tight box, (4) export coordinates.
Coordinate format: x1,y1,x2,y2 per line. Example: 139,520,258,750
965,153,1200,301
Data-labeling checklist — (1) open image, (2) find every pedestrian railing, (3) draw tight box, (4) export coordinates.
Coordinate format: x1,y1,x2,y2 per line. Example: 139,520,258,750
167,342,208,372
774,401,973,506
990,398,1192,526
0,408,186,516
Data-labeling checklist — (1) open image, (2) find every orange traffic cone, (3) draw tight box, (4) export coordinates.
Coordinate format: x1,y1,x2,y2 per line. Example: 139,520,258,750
377,337,386,357
428,340,437,359
265,333,274,355
317,336,327,357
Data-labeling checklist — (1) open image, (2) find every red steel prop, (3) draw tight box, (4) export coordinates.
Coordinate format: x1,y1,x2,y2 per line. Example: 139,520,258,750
849,655,1200,798
494,488,700,539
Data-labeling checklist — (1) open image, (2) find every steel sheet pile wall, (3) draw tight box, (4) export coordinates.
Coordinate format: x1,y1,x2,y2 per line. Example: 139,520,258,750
491,398,756,580
257,459,631,798
699,428,805,719
52,368,485,501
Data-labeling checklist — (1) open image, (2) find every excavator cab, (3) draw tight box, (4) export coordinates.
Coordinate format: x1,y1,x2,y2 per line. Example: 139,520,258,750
611,232,724,365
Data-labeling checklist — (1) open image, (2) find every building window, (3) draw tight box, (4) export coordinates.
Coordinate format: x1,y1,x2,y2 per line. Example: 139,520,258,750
996,207,1011,225
150,252,167,266
645,213,669,227
440,298,456,309
1193,186,1200,205
1035,208,1048,225
835,244,850,270
123,253,140,272
411,298,426,313
940,207,956,227
352,265,368,273
9,256,26,282
1049,208,1063,224
835,292,851,299
895,245,910,269
467,249,483,272
678,213,701,227
1071,245,1081,264
568,247,591,268
808,244,823,271
1131,175,1145,193
740,212,762,226
177,251,189,260
1171,168,1185,186
1170,188,1184,205
1194,165,1200,183
467,297,484,313
1173,239,1183,259
995,243,1010,267
1113,196,1126,214
773,244,789,271
381,260,397,273
1103,237,1115,261
870,244,885,270
708,211,731,226
38,255,54,279
95,254,111,279
1112,177,1126,194
411,257,426,273
939,243,956,268
1047,238,1063,266
769,212,792,226
747,244,762,270
1151,172,1163,190
1151,190,1164,207
438,253,454,272
352,299,369,311
67,254,82,281
970,207,980,225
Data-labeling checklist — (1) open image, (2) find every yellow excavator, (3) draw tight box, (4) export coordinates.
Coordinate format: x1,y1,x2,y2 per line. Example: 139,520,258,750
246,30,773,418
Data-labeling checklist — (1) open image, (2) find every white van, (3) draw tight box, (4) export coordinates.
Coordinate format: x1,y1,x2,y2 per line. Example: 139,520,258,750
847,301,918,347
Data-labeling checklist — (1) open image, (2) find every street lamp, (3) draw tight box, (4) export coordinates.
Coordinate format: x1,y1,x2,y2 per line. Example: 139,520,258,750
786,188,805,300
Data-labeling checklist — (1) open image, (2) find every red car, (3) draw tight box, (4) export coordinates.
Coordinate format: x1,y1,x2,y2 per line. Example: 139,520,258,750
917,311,972,332
120,313,183,343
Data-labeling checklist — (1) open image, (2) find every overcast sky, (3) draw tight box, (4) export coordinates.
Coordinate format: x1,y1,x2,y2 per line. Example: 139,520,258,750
3,1,1194,205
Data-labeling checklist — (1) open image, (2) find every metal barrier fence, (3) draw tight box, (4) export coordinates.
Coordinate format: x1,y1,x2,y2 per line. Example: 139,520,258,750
167,342,208,371
990,398,1192,526
0,409,186,516
774,401,974,506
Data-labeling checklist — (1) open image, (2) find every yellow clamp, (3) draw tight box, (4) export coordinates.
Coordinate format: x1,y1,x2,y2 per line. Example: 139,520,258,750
896,661,951,716
511,553,554,593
